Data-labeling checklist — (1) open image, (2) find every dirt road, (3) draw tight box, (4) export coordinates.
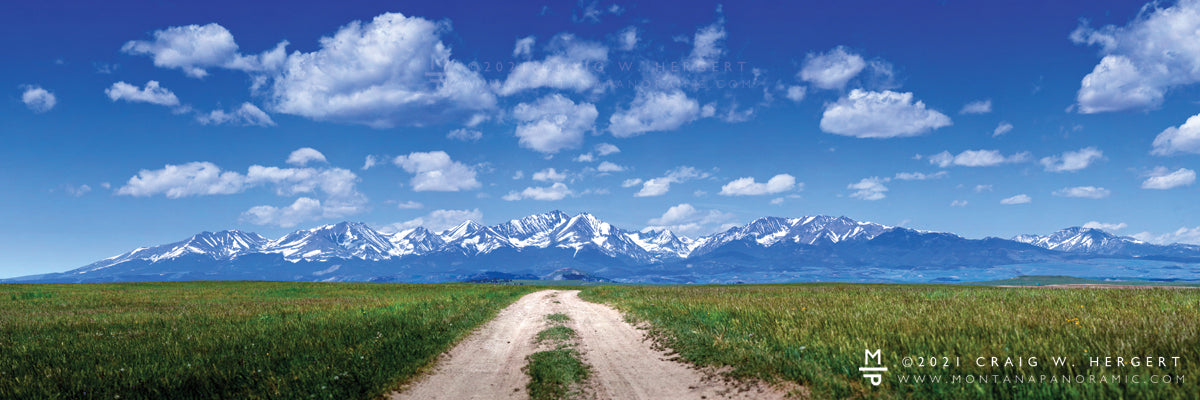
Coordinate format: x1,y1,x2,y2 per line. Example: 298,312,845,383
390,290,789,400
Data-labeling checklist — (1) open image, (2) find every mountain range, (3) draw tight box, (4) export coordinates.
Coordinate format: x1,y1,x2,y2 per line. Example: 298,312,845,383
7,211,1200,284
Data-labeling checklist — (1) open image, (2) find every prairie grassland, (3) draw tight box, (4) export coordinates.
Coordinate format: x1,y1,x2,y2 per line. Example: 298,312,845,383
581,284,1200,399
0,281,534,399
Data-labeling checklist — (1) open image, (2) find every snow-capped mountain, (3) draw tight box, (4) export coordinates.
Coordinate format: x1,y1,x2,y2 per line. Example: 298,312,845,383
1013,227,1200,258
266,222,396,261
690,215,890,256
1012,227,1136,254
13,211,1200,284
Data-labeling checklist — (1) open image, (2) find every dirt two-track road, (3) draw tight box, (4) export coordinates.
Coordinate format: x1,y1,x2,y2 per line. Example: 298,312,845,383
390,290,790,400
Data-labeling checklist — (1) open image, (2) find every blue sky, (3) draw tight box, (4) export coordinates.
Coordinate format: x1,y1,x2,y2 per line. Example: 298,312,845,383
4,0,1200,277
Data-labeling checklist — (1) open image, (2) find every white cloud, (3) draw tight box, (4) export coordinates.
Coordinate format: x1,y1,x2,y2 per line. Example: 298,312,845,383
497,33,607,95
21,85,56,113
64,184,92,197
609,89,702,137
1071,0,1200,113
785,85,807,102
395,200,423,209
393,151,480,191
799,46,865,90
1000,194,1032,205
105,81,180,106
1053,186,1110,199
121,23,269,78
993,121,1014,137
513,94,597,153
387,208,483,233
719,174,797,196
117,158,367,227
447,128,482,142
362,155,379,170
286,148,327,166
927,149,1032,168
644,203,736,238
269,13,494,128
502,182,572,201
820,89,952,138
893,171,948,181
959,99,992,114
634,166,709,197
621,178,642,188
950,200,968,207
574,153,596,162
848,177,888,201
513,36,536,58
1040,147,1104,172
974,184,994,193
1083,221,1127,232
532,168,568,182
595,143,620,156
116,161,247,198
770,197,784,205
197,103,275,126
685,13,726,71
1141,167,1196,189
596,161,625,172
1132,226,1200,245
1152,113,1200,155
617,26,638,51
512,170,525,180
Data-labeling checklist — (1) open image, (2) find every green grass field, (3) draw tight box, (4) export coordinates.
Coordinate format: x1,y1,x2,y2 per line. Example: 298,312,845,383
0,281,534,400
580,284,1200,399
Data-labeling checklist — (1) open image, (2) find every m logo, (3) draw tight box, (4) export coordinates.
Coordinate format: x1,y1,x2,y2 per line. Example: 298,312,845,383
860,349,887,386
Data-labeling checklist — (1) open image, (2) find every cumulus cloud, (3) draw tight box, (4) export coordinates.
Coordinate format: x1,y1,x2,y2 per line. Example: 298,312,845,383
447,128,482,142
1151,113,1200,155
950,200,968,207
644,203,736,238
820,89,951,138
634,166,709,197
532,168,568,182
993,121,1014,137
1071,0,1200,113
685,12,726,71
116,158,366,227
595,143,620,156
394,200,423,209
497,33,607,95
959,99,992,114
848,177,888,201
21,85,56,113
1000,194,1032,205
512,94,598,153
502,182,573,201
362,155,379,170
1040,147,1104,172
385,208,483,233
1132,226,1200,245
513,36,536,58
268,13,495,127
596,161,625,172
1083,221,1127,232
799,46,866,90
1141,167,1196,189
617,26,638,51
926,149,1032,168
393,151,480,191
1053,186,1111,199
609,89,704,137
197,103,275,126
64,184,92,197
105,81,180,106
893,171,948,181
621,178,643,188
785,85,807,103
719,174,798,196
286,148,327,166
